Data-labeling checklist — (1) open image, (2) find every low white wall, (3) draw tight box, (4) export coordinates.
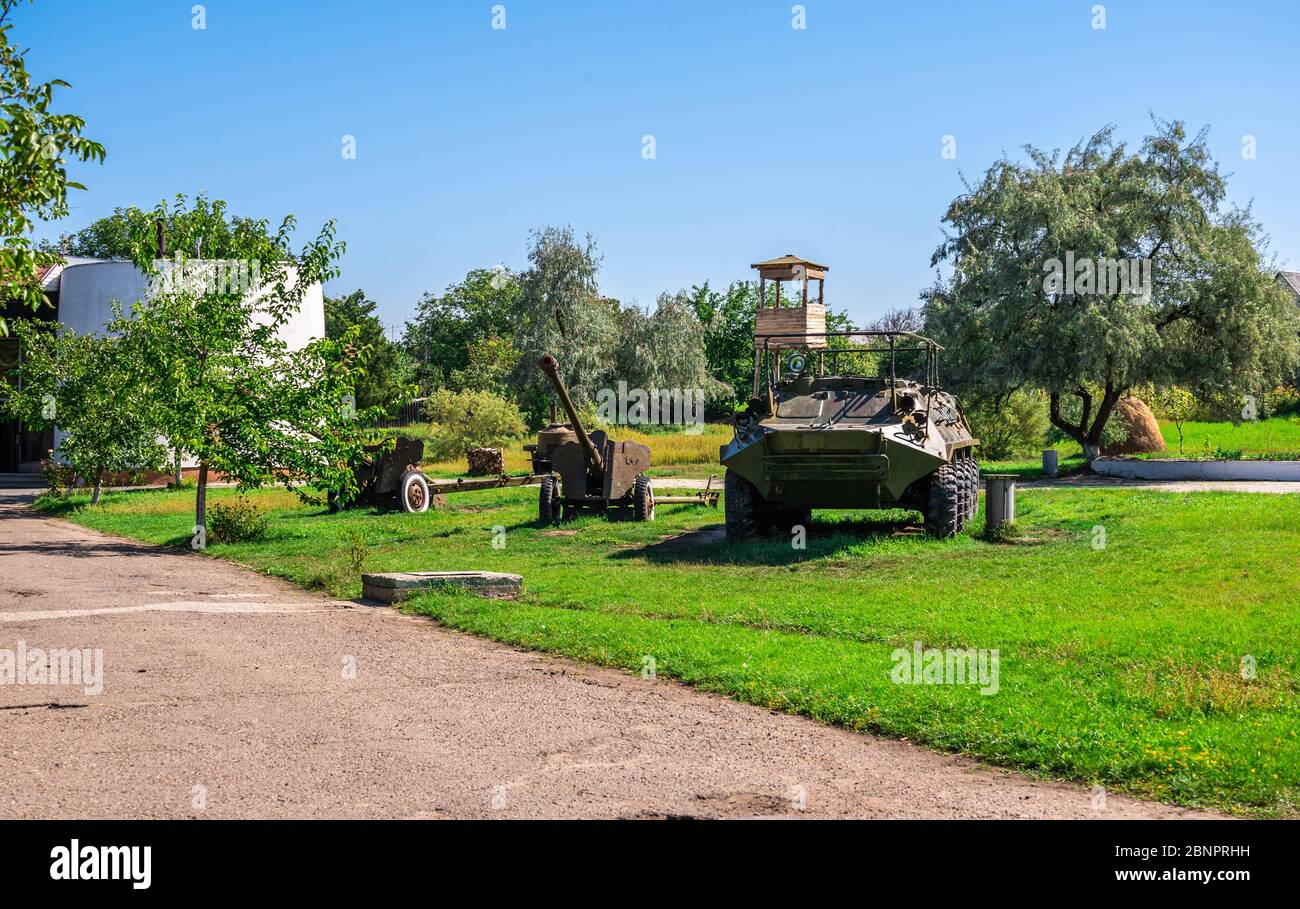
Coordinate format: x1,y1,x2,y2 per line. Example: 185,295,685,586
1092,457,1300,482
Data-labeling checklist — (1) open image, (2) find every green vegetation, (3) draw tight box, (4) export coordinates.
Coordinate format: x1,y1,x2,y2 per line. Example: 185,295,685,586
421,387,527,461
39,483,1300,816
206,496,269,543
925,119,1300,461
0,0,105,333
1150,416,1300,461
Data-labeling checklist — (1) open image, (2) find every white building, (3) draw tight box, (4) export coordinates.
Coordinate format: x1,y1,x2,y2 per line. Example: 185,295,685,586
1,258,326,473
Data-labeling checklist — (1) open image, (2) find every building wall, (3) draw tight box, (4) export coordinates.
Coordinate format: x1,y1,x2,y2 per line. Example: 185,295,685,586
57,261,151,337
49,260,326,470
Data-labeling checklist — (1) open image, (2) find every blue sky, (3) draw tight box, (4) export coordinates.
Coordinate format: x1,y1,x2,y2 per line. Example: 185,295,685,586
18,0,1299,332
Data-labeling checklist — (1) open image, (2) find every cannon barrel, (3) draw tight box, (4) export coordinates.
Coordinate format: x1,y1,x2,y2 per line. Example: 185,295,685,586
538,354,604,475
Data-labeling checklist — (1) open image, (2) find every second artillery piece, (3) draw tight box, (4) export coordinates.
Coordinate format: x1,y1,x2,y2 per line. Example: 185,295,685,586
533,353,657,522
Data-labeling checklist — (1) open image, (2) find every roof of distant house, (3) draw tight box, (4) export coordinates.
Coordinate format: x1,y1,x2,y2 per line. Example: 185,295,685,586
1279,271,1300,297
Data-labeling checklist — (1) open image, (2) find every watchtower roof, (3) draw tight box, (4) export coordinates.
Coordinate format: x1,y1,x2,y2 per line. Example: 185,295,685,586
750,254,829,279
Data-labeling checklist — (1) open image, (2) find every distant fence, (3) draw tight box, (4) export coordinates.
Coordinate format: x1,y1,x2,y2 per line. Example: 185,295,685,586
369,397,428,429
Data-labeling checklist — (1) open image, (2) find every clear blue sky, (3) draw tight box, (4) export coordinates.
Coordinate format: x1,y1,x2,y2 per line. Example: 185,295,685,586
18,0,1299,332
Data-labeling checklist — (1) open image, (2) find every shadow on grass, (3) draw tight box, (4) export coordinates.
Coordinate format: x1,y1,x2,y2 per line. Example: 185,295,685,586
612,516,926,566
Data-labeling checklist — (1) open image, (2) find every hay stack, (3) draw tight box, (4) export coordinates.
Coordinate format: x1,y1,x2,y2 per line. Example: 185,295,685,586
467,447,505,476
1101,396,1166,455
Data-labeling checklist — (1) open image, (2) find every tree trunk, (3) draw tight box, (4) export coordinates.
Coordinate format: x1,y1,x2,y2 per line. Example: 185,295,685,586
174,447,183,487
91,468,103,505
1048,390,1088,452
1050,386,1124,467
195,461,209,544
1083,385,1124,462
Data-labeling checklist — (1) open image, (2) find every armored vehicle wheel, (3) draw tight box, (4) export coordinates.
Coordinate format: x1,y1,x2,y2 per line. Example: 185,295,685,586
399,470,431,513
633,475,655,522
724,469,765,542
924,461,963,537
955,460,970,523
538,475,560,523
963,455,980,519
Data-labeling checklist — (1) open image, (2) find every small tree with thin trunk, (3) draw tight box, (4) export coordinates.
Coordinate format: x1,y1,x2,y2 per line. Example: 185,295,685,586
924,119,1299,462
113,194,376,540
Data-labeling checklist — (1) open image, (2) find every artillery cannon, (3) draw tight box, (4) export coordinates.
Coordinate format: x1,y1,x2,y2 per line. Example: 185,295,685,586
331,437,432,513
332,436,552,513
535,353,655,522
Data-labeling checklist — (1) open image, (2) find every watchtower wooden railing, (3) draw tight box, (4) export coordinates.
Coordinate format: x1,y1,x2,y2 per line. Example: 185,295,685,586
751,254,828,350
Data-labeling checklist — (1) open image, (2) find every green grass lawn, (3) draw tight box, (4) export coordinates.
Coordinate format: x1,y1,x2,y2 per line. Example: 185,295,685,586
1153,416,1300,460
36,483,1300,816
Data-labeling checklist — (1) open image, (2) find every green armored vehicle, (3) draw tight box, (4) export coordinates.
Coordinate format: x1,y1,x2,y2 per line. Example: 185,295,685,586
720,330,980,540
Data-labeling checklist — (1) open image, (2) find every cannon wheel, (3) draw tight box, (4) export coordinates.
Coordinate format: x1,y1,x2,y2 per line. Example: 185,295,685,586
538,475,560,523
399,470,431,513
633,475,655,522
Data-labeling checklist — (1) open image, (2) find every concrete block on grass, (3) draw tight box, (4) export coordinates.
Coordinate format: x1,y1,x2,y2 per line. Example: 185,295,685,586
361,571,523,604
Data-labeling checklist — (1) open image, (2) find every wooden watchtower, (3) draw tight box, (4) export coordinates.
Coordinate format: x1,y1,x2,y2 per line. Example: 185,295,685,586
752,254,828,349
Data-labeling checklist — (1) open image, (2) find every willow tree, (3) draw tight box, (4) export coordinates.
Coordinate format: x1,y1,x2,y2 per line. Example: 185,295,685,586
511,225,618,420
924,119,1298,461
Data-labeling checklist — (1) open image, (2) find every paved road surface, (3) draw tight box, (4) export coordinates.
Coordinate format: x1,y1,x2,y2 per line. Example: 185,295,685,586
0,487,1215,819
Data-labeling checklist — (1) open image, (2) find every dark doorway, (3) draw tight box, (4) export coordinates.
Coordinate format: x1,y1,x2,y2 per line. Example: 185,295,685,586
0,418,19,472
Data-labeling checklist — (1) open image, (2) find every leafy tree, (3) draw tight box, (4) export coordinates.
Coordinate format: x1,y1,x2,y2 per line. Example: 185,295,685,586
512,226,619,422
2,316,166,502
688,281,757,403
450,334,519,397
925,119,1300,461
422,387,526,461
865,305,924,334
110,194,374,536
1147,384,1197,454
402,267,520,392
324,288,414,412
0,0,105,333
40,210,132,259
617,291,729,409
963,389,1049,460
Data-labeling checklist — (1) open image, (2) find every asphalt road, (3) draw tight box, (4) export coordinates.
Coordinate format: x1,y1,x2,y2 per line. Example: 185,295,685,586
0,486,1215,819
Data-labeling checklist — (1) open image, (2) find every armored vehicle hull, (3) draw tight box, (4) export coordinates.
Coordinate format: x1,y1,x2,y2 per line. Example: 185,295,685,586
722,333,979,539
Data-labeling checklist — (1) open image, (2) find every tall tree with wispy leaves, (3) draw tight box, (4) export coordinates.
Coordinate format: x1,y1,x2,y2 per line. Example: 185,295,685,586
0,0,105,333
617,291,729,403
924,119,1298,461
512,225,619,420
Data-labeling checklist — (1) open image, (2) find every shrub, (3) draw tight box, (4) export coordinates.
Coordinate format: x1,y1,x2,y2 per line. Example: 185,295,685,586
207,497,268,543
965,390,1050,460
40,452,76,499
422,388,526,462
1262,386,1300,419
